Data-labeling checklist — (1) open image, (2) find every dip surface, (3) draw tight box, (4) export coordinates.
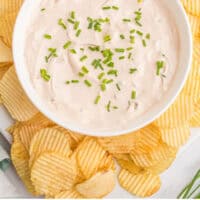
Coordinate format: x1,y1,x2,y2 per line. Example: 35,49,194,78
25,0,179,132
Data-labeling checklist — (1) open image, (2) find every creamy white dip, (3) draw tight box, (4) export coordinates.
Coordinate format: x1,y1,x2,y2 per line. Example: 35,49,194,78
25,0,179,132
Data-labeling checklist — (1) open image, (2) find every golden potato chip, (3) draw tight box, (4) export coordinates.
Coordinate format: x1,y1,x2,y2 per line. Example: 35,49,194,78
76,170,116,198
116,156,144,175
118,169,161,197
0,0,23,47
190,99,200,127
55,189,83,199
98,153,116,171
97,131,139,154
147,156,176,174
67,130,85,149
181,0,200,17
182,59,200,103
0,39,12,62
76,137,107,179
160,123,191,147
31,152,77,196
0,62,11,80
154,94,194,128
29,127,71,168
131,124,161,155
188,14,200,37
11,136,37,195
0,95,2,104
193,37,200,61
54,126,83,150
0,67,38,121
130,143,177,168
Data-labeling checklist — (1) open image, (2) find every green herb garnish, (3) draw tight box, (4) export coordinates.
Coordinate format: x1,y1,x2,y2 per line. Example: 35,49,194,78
115,48,125,53
107,69,118,76
98,72,105,80
63,41,72,49
129,68,137,74
58,18,67,29
40,69,51,81
70,49,77,54
116,83,121,91
142,39,146,47
76,29,82,37
45,48,57,63
43,34,52,40
104,35,111,42
80,55,88,62
120,34,125,39
84,80,92,87
106,101,111,112
81,66,89,74
123,18,131,22
94,95,101,104
131,90,136,99
156,61,164,75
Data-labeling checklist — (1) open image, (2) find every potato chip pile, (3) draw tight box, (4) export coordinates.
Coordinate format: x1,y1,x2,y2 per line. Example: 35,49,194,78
0,0,200,198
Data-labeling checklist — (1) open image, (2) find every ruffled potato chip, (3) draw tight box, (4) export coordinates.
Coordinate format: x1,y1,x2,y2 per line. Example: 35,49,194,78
154,94,194,128
0,0,23,47
0,67,38,121
54,189,83,199
118,169,161,197
0,39,12,62
31,152,77,196
76,137,107,179
160,123,191,147
0,62,11,80
130,143,177,168
76,170,116,198
11,136,37,195
29,128,71,168
98,131,139,154
181,0,200,17
116,155,144,175
190,99,200,127
131,124,161,155
98,153,116,171
188,14,200,37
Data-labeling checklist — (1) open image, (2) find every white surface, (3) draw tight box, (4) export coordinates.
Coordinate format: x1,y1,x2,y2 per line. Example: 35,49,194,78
0,105,200,198
12,0,192,137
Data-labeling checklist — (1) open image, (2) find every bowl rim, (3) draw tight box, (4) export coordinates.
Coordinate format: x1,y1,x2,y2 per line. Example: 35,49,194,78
12,0,193,137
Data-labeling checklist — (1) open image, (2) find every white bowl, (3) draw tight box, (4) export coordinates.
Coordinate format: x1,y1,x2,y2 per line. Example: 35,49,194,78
13,0,192,137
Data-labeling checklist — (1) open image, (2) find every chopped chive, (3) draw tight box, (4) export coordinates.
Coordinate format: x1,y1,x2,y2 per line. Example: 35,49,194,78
74,21,80,30
128,53,132,59
40,69,51,81
66,81,70,84
63,41,72,49
107,62,114,67
84,80,92,87
131,90,136,99
116,83,121,91
67,18,75,24
70,49,77,54
80,48,84,51
43,34,52,39
80,55,88,62
94,95,101,104
112,6,119,10
142,39,146,47
45,48,57,63
100,84,106,91
156,61,164,75
76,29,82,37
136,30,143,36
130,29,136,34
129,68,137,74
103,79,113,84
130,35,135,44
120,34,125,39
123,18,131,22
81,66,89,74
127,47,133,51
92,59,103,70
98,72,105,80
115,48,125,53
41,8,46,12
106,101,111,112
70,11,75,19
107,69,118,76
71,80,79,83
103,35,111,42
88,46,100,51
119,56,125,60
102,6,111,10
78,72,85,77
58,18,67,29
146,33,151,39
113,106,118,109
134,9,142,27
